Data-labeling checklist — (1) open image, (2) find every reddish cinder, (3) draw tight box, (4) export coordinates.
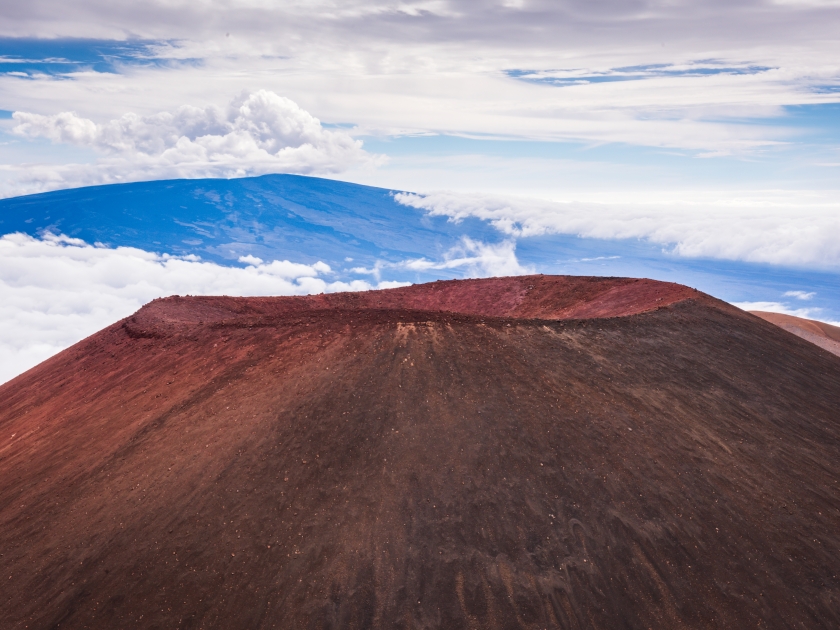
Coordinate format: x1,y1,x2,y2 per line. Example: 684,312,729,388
1,275,839,629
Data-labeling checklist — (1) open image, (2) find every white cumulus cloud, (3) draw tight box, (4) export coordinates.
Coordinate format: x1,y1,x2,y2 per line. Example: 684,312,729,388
8,90,382,194
0,232,405,385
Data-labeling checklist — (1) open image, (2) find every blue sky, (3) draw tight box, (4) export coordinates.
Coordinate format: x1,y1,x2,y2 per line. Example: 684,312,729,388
0,1,839,381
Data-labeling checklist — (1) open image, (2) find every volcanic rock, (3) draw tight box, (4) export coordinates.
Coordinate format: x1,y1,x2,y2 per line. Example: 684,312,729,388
1,275,839,629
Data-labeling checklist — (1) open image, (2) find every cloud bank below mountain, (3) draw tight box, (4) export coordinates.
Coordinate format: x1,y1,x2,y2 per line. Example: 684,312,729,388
0,231,405,384
395,190,840,268
0,227,537,383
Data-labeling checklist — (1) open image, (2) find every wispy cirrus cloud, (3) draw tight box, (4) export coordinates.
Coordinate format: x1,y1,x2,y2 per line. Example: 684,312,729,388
506,62,777,87
3,1,840,49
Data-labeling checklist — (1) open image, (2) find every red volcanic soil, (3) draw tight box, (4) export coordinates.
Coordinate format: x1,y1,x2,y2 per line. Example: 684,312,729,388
123,275,703,331
2,275,840,629
750,310,840,358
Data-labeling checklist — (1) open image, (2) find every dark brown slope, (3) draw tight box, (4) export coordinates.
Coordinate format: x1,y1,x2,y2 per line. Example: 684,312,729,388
1,276,839,630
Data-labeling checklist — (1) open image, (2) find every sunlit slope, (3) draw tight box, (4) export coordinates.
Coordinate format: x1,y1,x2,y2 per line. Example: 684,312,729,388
750,310,840,358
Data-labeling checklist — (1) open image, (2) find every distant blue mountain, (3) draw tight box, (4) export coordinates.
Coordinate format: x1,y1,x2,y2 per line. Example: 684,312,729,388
2,174,838,320
0,175,496,272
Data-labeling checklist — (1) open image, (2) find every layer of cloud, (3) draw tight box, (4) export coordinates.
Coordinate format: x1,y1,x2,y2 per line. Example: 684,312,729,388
3,55,832,158
0,0,838,163
6,90,380,194
3,1,840,51
394,191,840,268
350,236,532,280
0,232,404,384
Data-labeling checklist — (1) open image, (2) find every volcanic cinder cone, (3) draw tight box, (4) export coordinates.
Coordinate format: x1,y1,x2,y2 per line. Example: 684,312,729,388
2,276,839,629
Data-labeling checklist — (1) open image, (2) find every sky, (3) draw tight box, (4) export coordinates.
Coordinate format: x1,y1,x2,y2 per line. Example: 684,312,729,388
1,0,839,382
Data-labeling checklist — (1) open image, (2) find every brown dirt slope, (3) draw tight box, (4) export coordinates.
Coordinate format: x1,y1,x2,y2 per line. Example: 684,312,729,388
750,310,840,358
1,276,839,629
